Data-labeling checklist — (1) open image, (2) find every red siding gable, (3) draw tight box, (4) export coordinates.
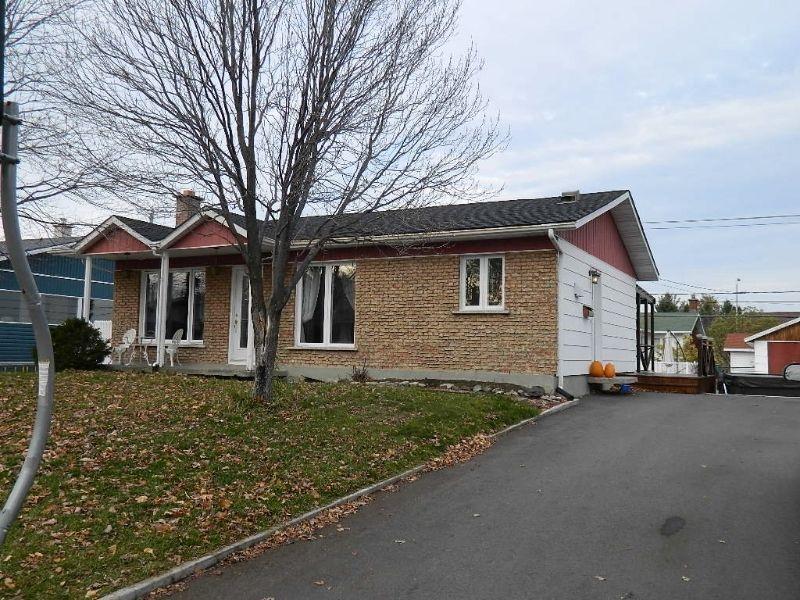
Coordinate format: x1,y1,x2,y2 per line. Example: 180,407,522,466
84,226,149,254
561,212,636,278
171,218,238,249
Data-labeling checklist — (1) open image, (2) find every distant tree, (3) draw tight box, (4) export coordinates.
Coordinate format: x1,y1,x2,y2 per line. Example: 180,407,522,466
721,299,734,315
698,294,720,315
681,335,698,362
708,313,781,368
656,293,680,313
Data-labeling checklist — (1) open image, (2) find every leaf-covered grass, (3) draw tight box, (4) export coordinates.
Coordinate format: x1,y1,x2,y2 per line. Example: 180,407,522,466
0,371,537,599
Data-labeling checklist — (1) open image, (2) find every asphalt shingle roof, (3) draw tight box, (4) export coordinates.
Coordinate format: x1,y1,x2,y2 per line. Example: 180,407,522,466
213,190,629,241
724,333,752,350
116,216,175,242
0,236,77,257
643,312,700,333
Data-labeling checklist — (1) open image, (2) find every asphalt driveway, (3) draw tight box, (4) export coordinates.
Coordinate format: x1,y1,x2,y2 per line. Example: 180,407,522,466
174,392,800,599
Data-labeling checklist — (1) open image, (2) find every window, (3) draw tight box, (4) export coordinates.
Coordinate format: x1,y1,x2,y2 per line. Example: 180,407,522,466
460,255,505,311
296,263,355,347
140,269,205,342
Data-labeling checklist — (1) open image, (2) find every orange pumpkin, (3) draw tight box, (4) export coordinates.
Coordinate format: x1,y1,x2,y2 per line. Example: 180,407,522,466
589,360,604,377
604,362,616,378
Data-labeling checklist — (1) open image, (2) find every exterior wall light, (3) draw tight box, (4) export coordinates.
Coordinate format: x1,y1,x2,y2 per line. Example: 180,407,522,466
589,269,600,284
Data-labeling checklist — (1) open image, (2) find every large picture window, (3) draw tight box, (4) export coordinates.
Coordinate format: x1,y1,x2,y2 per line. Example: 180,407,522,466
460,255,505,311
140,268,205,342
296,263,355,348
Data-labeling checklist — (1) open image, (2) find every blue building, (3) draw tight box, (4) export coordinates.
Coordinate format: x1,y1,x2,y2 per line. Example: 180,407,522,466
0,237,114,367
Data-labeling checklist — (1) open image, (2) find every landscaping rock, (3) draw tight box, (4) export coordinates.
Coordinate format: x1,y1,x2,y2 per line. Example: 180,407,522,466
518,385,545,398
440,383,456,390
472,385,483,392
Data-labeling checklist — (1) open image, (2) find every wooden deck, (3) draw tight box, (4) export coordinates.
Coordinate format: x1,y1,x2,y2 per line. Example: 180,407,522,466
628,372,717,394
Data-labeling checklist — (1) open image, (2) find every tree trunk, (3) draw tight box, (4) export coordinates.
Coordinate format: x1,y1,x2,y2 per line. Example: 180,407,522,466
252,303,282,404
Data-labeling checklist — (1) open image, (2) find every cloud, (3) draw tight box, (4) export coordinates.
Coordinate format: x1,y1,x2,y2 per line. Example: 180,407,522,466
481,90,800,194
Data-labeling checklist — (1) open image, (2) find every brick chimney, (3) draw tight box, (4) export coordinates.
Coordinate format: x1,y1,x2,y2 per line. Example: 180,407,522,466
175,188,201,227
687,296,700,312
54,218,73,238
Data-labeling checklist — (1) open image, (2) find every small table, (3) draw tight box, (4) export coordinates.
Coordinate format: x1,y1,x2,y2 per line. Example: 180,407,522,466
127,341,156,366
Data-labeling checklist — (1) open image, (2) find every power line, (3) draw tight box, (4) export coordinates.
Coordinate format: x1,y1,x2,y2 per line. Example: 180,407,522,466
645,213,800,224
652,290,800,295
648,221,800,230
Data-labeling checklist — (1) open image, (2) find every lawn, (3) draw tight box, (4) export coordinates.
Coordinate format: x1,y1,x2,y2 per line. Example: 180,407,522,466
0,371,537,599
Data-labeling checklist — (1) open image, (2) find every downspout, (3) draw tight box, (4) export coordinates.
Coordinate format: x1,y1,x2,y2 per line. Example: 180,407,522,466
548,228,565,389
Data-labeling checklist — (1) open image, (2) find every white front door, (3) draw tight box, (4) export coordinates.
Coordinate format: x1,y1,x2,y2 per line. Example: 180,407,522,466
228,267,253,365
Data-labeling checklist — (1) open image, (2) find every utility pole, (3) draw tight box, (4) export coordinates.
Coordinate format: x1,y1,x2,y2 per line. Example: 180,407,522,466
735,277,741,326
0,0,57,546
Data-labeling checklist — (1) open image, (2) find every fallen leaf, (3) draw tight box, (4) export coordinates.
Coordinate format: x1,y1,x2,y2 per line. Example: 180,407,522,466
682,576,691,582
313,580,325,586
143,548,155,556
4,578,15,589
135,495,149,504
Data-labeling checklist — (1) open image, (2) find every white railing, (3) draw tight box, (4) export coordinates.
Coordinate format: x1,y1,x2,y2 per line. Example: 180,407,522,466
654,361,698,375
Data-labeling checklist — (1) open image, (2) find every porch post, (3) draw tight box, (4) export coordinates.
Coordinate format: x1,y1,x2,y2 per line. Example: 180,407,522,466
155,251,170,366
81,256,92,321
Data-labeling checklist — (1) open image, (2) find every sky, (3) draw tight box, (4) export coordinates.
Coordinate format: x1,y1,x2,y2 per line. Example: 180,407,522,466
454,0,800,311
8,0,800,310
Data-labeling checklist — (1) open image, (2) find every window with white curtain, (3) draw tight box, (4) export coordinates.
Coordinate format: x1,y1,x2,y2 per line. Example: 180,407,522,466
295,263,356,347
460,255,505,311
140,269,205,342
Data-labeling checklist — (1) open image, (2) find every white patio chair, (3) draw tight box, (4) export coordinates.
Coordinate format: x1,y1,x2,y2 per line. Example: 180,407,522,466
113,329,136,365
166,328,184,367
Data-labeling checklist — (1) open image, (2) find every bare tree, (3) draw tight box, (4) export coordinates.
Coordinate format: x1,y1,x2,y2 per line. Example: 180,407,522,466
2,0,124,233
55,0,501,402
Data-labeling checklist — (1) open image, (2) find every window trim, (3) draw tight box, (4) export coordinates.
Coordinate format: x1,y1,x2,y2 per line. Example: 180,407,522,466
459,254,506,312
294,261,356,349
139,267,206,344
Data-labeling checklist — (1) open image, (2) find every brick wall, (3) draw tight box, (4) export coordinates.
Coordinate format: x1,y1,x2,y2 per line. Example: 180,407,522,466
274,250,558,375
112,249,558,377
111,266,232,364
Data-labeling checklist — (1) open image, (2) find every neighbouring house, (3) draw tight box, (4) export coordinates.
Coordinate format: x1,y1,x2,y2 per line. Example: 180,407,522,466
723,333,755,373
644,311,703,373
744,317,800,375
0,235,114,368
73,189,659,395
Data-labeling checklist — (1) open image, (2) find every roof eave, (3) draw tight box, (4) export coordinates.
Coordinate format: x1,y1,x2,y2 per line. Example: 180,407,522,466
745,315,800,343
73,216,156,254
289,222,575,250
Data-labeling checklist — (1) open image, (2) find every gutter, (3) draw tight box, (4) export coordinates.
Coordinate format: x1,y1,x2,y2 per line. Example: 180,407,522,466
548,228,565,389
289,222,577,250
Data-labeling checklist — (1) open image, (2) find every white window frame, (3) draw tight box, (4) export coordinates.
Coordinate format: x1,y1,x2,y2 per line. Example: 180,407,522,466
459,254,506,312
294,261,356,349
139,268,206,344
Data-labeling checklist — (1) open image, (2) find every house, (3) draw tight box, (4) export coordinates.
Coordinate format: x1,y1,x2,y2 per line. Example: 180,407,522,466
744,317,800,375
0,235,115,368
641,311,703,373
723,333,755,373
73,189,659,395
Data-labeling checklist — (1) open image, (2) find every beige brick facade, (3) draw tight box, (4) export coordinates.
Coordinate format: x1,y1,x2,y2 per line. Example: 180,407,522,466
112,249,558,378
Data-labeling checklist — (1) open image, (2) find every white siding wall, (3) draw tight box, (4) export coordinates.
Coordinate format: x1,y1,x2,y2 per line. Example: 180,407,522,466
727,349,755,373
557,238,637,377
753,340,769,374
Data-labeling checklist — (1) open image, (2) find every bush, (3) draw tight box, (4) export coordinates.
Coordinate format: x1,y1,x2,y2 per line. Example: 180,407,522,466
45,318,110,371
